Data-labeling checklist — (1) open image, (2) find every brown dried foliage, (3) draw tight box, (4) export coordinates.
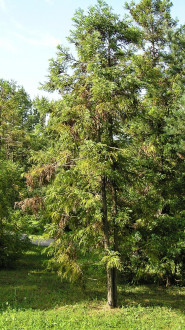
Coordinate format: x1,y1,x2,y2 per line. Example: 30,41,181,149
39,165,55,185
25,165,55,190
15,196,44,214
59,215,70,230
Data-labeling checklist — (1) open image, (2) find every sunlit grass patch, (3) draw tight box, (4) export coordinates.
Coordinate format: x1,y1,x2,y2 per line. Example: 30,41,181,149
0,245,184,329
0,304,185,329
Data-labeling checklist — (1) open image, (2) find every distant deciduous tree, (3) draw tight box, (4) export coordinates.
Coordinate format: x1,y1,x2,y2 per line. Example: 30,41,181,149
0,79,36,267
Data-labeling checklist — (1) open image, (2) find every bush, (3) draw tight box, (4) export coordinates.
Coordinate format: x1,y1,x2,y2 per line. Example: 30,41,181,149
0,227,31,268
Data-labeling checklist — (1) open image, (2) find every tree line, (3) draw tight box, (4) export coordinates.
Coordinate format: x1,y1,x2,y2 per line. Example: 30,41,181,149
0,0,185,308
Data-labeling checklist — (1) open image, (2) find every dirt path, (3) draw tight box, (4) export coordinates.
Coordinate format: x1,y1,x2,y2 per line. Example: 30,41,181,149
31,238,54,246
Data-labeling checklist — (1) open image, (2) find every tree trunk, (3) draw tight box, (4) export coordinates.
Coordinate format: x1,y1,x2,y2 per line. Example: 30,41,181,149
101,175,109,249
101,175,117,308
107,267,117,308
111,183,118,307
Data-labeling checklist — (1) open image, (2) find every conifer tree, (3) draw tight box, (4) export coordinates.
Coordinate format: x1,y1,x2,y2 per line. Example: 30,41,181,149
26,0,141,307
124,0,185,284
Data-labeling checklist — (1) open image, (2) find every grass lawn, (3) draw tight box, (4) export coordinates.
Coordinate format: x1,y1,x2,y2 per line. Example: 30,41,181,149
0,245,184,329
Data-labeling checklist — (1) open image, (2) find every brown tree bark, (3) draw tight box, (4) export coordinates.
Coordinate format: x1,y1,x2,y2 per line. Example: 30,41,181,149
101,175,117,308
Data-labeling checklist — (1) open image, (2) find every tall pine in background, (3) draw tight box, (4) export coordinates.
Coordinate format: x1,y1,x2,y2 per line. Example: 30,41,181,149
124,0,185,284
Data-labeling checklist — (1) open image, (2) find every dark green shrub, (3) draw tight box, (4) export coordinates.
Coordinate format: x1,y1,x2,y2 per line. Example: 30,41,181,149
0,228,31,268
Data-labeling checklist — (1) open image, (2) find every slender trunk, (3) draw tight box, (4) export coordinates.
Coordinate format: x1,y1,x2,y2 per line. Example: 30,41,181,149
101,175,109,250
107,267,117,308
110,112,119,307
111,182,118,307
112,182,118,251
101,175,117,308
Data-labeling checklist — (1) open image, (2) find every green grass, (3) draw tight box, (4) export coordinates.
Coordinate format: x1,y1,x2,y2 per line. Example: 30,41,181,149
0,245,185,329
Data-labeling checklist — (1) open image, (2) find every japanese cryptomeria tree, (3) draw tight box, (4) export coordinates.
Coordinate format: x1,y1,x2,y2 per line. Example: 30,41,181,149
25,0,141,307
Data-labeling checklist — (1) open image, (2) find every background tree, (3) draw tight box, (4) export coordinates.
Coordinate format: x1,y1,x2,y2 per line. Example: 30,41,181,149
122,0,185,285
0,79,39,267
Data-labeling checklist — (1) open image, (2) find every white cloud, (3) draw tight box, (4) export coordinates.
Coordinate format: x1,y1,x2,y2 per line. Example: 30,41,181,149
0,0,6,11
0,37,18,53
15,32,60,48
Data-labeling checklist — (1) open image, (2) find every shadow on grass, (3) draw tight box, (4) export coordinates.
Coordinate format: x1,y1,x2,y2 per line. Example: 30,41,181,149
0,245,184,313
0,245,105,311
118,285,185,313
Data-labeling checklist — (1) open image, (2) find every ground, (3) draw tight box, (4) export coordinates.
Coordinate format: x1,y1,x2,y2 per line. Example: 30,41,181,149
0,245,184,329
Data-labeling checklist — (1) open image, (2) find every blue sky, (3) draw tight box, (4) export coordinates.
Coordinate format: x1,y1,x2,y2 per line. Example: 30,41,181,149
0,0,184,100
